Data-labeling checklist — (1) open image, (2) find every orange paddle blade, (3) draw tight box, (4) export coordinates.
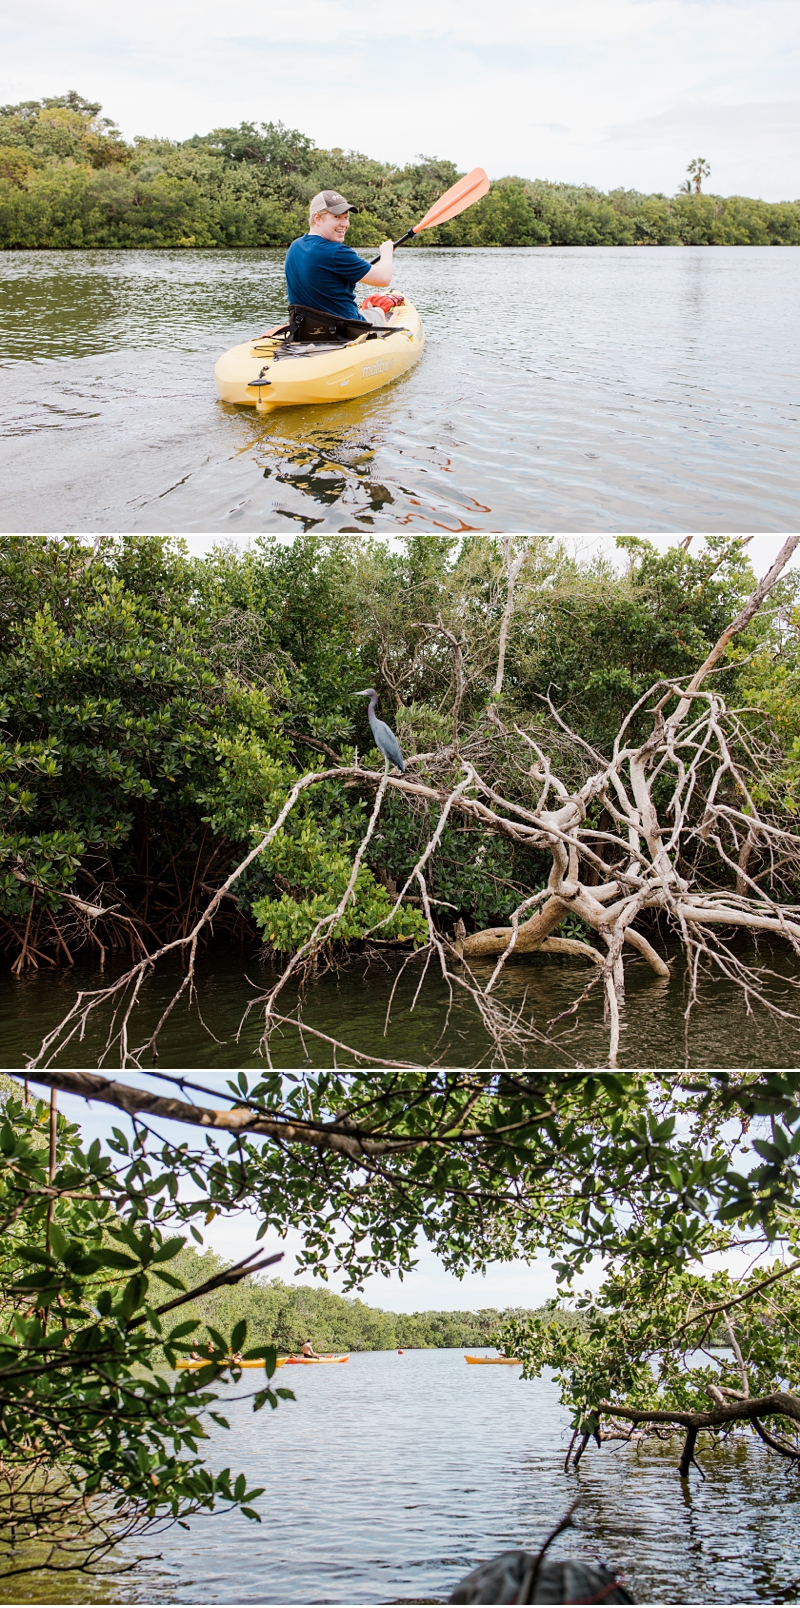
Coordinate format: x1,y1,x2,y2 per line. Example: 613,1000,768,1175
413,167,490,232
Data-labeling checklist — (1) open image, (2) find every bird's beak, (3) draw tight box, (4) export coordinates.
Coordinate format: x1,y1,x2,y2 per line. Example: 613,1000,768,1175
353,689,371,697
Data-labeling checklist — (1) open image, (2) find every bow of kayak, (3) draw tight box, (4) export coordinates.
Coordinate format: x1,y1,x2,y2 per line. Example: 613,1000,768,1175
214,300,423,413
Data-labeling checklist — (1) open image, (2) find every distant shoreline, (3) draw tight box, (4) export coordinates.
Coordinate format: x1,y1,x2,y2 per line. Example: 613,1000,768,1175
4,240,800,252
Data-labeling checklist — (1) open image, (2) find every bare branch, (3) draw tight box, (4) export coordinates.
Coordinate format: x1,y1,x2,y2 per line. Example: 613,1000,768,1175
597,1392,800,1432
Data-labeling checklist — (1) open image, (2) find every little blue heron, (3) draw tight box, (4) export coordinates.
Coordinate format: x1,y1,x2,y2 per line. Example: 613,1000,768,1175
353,688,405,774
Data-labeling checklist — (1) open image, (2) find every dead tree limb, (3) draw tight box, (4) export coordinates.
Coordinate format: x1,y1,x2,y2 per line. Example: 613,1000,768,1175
493,537,528,698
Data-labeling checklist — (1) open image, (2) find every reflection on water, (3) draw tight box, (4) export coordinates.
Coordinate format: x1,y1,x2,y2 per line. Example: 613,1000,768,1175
2,1353,798,1604
263,433,397,522
2,942,800,1069
2,246,800,533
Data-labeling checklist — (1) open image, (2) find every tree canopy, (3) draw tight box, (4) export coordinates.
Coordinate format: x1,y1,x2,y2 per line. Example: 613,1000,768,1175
1,94,798,249
152,1247,546,1353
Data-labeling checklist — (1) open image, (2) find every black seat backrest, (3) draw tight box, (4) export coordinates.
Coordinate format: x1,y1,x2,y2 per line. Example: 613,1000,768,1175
287,304,368,345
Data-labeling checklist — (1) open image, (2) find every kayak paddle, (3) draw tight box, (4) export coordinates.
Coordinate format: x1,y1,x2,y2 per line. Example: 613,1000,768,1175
369,167,490,262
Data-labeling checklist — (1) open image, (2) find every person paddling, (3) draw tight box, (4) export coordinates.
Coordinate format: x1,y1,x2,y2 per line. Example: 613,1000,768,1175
301,1339,320,1358
284,191,394,327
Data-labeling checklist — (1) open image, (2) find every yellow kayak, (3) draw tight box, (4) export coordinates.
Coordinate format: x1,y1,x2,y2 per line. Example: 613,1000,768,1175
465,1355,521,1365
176,1357,270,1370
214,300,424,413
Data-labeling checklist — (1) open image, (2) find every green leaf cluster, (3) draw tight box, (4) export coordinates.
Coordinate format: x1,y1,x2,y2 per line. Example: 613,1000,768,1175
0,1092,292,1572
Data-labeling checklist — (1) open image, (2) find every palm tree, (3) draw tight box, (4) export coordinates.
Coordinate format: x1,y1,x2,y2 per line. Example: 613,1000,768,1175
686,157,711,194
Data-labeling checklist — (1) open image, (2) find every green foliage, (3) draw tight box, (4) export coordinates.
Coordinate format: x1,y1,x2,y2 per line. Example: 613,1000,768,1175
90,1069,800,1291
736,603,800,815
0,534,229,923
502,1249,800,1471
509,534,768,752
0,534,431,957
0,92,128,170
250,823,425,953
0,1093,293,1572
1,94,799,250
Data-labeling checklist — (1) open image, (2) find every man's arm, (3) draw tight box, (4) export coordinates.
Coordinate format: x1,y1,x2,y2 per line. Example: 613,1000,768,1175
359,240,394,288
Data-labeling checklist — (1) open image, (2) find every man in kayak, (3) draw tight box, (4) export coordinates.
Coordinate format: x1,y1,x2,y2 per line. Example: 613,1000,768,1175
301,1339,320,1358
284,190,394,326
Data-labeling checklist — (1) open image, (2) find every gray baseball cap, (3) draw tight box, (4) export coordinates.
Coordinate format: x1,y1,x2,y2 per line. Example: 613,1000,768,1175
309,189,360,216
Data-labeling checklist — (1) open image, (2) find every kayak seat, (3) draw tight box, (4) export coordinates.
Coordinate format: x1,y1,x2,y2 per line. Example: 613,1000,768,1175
286,304,370,344
272,306,406,362
285,304,401,346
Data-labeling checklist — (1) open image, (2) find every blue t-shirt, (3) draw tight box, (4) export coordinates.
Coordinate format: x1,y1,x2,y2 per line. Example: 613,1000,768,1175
284,234,369,321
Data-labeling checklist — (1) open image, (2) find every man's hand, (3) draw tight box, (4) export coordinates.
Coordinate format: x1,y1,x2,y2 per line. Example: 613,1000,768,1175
361,240,394,288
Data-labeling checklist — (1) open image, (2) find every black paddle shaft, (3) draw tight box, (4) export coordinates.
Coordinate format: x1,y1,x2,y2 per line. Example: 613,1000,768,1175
369,227,415,266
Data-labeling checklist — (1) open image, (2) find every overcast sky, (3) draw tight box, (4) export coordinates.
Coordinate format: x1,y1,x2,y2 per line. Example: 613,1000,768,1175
2,0,798,199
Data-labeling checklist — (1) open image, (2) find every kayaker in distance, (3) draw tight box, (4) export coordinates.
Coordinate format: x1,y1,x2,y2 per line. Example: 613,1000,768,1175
301,1339,320,1357
284,190,394,326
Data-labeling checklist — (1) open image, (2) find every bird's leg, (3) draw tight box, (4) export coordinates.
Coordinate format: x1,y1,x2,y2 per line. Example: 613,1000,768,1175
384,754,390,776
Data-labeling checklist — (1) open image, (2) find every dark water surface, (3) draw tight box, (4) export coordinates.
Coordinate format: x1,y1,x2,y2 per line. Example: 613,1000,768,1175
1,247,799,534
2,943,800,1069
3,1352,799,1604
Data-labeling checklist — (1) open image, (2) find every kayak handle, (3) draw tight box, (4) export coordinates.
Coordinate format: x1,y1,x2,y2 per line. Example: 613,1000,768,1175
369,228,415,266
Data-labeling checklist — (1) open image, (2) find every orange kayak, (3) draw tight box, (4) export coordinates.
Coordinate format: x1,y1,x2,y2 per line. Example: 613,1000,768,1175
177,1354,350,1370
465,1355,521,1365
278,1354,349,1366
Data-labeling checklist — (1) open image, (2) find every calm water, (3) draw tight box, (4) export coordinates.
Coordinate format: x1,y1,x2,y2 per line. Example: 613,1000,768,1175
3,944,800,1069
1,247,799,534
4,1351,798,1604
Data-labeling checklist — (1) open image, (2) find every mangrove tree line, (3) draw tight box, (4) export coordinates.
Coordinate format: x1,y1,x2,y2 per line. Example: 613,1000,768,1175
1,92,799,249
